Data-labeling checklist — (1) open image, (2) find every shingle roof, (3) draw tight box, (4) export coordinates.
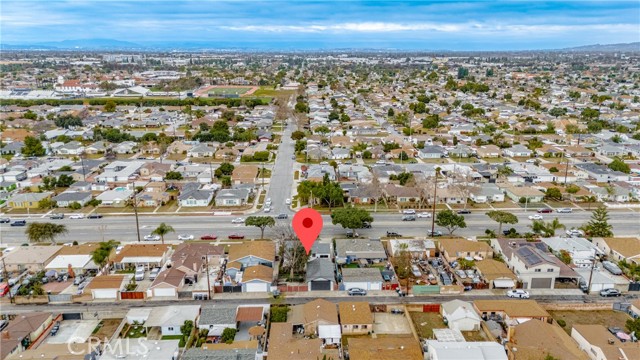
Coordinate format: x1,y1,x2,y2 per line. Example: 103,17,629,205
338,302,373,325
306,258,334,281
199,305,237,325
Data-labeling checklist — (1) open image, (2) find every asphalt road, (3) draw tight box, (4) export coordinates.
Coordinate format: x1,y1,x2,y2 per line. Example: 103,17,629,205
263,118,296,215
1,210,638,246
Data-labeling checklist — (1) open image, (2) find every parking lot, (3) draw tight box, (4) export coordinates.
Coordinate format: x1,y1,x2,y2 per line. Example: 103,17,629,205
373,312,412,335
46,319,100,344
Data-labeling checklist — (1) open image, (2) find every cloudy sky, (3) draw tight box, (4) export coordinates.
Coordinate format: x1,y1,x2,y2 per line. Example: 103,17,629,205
1,0,638,50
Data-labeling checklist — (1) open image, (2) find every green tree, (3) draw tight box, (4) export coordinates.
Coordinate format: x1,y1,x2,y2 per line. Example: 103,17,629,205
56,174,74,187
220,328,237,344
422,114,440,129
291,130,306,140
91,240,118,268
608,158,631,174
486,211,519,237
543,218,566,237
25,222,68,244
331,207,373,232
104,100,116,112
387,108,395,117
215,162,234,178
558,250,572,265
165,171,183,180
38,198,56,210
69,202,82,210
548,107,567,118
582,206,613,237
245,216,276,239
626,317,640,334
152,222,175,245
21,136,46,157
435,210,467,235
544,187,563,201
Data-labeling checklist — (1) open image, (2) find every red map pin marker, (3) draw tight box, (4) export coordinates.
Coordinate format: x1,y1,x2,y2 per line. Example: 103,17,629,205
292,208,323,254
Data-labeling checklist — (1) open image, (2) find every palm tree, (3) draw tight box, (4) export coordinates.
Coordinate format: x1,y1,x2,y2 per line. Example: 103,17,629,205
544,218,566,237
152,223,175,245
581,195,598,210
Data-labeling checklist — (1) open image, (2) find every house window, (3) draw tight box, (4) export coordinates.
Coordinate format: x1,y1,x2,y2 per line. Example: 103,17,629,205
362,325,367,329
353,325,359,329
167,327,174,331
547,268,554,272
535,269,541,272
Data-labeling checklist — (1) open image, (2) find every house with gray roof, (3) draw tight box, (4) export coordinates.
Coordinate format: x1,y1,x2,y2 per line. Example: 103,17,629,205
306,258,335,291
182,348,257,360
188,143,217,158
198,305,237,336
179,186,214,207
469,183,505,203
503,144,532,157
574,163,630,182
52,191,92,207
341,267,383,291
214,189,250,207
335,238,387,264
418,145,447,159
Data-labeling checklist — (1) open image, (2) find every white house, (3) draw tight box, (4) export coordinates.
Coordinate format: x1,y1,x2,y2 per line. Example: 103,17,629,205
341,268,383,291
146,305,201,336
198,305,237,336
441,299,482,331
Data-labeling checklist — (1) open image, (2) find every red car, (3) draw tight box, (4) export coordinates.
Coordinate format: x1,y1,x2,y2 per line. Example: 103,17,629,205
200,234,218,240
228,234,245,240
537,208,553,213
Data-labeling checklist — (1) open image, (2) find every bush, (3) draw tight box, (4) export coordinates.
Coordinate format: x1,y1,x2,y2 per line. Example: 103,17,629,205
69,202,82,210
178,336,186,347
557,319,566,327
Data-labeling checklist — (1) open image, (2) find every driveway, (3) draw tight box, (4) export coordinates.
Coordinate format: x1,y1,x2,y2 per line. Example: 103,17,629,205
46,319,100,344
373,312,412,334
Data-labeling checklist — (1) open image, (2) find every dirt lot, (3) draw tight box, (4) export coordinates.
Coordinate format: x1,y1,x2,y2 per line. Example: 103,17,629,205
410,312,446,338
549,310,631,335
90,318,123,342
463,330,489,341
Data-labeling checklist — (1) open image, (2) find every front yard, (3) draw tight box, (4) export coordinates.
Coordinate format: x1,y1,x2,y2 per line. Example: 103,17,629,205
549,310,631,335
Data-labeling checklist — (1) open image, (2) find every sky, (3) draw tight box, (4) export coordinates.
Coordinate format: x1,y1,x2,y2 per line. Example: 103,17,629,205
1,0,639,50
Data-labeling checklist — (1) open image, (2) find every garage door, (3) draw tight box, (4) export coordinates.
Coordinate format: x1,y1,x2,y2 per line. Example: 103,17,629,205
345,282,368,291
245,282,268,292
153,288,177,297
369,282,382,291
62,313,82,320
311,280,331,291
530,278,553,289
93,289,117,299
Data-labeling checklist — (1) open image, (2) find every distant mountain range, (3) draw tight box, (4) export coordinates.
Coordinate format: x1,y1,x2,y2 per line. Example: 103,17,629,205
1,38,639,52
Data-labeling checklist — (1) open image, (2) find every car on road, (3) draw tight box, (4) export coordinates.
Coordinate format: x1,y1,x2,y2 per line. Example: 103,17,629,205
0,218,10,223
600,288,622,297
200,234,218,240
537,208,553,213
347,288,367,296
557,208,573,213
144,234,160,241
49,213,64,220
345,230,359,238
506,289,530,299
10,220,26,227
457,209,471,214
276,214,288,219
231,217,245,224
265,198,272,205
566,229,585,237
69,214,85,219
361,221,371,229
402,215,416,221
427,230,443,237
402,209,416,215
178,234,194,240
228,234,245,240
416,212,431,218
285,198,291,205
528,214,544,220
87,213,103,219
386,231,401,237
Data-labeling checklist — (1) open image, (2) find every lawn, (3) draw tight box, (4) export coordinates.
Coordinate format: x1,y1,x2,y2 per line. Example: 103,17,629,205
410,312,447,338
463,330,489,342
124,324,147,338
253,87,296,97
157,200,179,213
549,310,631,335
208,86,252,96
161,335,183,340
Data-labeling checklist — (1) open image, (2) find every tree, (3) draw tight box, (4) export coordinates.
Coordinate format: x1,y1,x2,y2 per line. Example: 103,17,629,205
558,250,572,265
91,240,118,269
582,206,613,237
21,136,46,157
152,222,175,245
387,108,395,117
395,243,412,279
548,107,567,118
38,198,56,210
291,130,306,140
104,100,116,112
221,328,237,344
486,211,518,237
608,158,631,174
331,207,373,232
272,223,308,280
245,216,275,239
543,218,566,237
56,174,74,187
25,222,68,244
422,114,440,129
215,162,234,178
165,171,183,180
435,210,467,235
544,187,563,201
626,317,640,334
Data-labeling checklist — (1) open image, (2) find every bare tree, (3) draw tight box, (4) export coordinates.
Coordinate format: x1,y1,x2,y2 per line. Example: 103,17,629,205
452,168,477,209
365,172,384,212
271,222,308,280
416,173,437,209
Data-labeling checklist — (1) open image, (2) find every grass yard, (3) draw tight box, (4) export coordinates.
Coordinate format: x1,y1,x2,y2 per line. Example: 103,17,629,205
463,330,489,342
124,324,147,338
410,312,447,338
208,86,253,96
157,200,179,213
161,335,183,340
253,87,295,97
549,310,631,335
483,157,507,163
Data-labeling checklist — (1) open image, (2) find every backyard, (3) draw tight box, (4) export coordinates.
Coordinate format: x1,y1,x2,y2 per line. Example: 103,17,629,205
410,311,446,338
549,310,631,335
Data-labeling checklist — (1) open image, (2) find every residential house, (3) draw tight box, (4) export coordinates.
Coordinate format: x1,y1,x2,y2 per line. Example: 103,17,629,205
52,191,92,207
425,341,507,360
241,264,273,292
0,245,62,272
45,243,101,274
501,185,545,203
503,144,532,157
593,237,640,265
145,305,201,336
572,324,640,360
439,238,493,263
475,259,518,289
231,165,259,185
289,299,341,344
136,182,170,207
388,239,436,258
227,241,276,269
187,143,217,158
383,183,420,204
475,145,501,158
306,258,336,291
507,319,588,360
575,163,630,182
418,145,447,159
305,164,337,182
148,267,185,298
541,237,601,267
198,305,237,336
0,312,54,359
469,183,505,203
267,322,324,360
338,302,373,335
473,300,550,327
178,185,214,207
331,147,351,160
84,274,127,300
113,141,137,154
112,244,171,270
441,299,482,331
139,162,171,181
214,189,250,207
55,141,85,155
349,337,423,360
96,188,133,207
335,238,387,265
7,192,53,209
341,268,383,291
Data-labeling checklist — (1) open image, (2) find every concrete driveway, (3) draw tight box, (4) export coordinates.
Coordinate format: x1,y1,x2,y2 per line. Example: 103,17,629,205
46,319,100,344
373,312,412,334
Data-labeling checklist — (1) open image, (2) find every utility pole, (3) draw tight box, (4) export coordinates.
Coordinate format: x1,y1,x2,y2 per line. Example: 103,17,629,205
205,252,211,300
209,162,214,184
431,167,440,235
563,151,570,185
131,182,141,243
586,256,597,295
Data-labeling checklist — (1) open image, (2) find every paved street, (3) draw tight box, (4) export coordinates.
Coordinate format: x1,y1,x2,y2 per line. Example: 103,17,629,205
263,117,296,215
1,210,638,245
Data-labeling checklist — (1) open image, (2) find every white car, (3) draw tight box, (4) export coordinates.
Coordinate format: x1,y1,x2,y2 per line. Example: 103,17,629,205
69,214,85,219
566,229,585,237
285,198,291,205
178,234,194,240
506,289,530,299
264,207,271,213
528,214,543,220
417,212,432,218
265,198,272,205
231,217,245,224
144,234,160,241
402,209,416,215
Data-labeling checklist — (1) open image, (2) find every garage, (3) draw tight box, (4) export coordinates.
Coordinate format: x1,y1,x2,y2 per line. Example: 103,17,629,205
152,287,177,298
310,280,332,291
530,278,553,289
344,281,368,291
92,288,118,299
62,313,82,320
244,281,269,292
493,279,516,289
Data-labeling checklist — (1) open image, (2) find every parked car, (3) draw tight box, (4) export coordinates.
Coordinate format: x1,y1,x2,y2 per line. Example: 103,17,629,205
134,267,145,281
263,207,271,213
456,270,467,279
276,213,289,219
228,234,245,240
10,220,26,227
73,275,85,285
361,221,372,229
557,208,573,213
537,208,553,213
402,215,417,221
149,268,161,281
402,209,416,215
0,218,10,223
347,288,367,296
49,213,64,220
200,234,218,240
506,289,530,299
231,217,245,224
390,308,405,315
144,234,160,241
178,234,194,240
566,229,584,237
417,212,431,218
69,214,85,219
87,213,103,219
285,198,291,205
602,261,623,275
427,230,443,237
528,214,543,220
345,230,359,238
600,288,622,297
457,209,471,214
386,231,401,237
